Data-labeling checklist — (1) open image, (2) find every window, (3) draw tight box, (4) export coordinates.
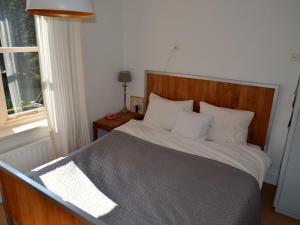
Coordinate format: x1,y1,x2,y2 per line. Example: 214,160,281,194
0,0,44,126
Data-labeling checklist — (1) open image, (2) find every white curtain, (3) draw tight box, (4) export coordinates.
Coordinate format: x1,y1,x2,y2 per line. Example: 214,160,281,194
36,16,90,156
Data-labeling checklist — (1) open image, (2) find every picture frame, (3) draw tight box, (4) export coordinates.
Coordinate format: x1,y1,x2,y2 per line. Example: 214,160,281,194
130,96,144,114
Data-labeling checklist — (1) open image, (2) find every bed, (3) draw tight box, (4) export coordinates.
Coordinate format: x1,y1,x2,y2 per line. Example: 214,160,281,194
0,71,279,225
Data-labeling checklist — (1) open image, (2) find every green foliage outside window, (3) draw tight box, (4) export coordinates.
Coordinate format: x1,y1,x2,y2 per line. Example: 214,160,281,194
0,0,44,115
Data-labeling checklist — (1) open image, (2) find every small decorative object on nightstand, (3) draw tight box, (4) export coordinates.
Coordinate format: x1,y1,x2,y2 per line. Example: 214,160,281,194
118,71,132,113
93,112,143,141
131,96,144,114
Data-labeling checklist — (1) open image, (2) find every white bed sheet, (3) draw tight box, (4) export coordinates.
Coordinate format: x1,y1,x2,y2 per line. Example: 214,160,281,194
116,120,271,188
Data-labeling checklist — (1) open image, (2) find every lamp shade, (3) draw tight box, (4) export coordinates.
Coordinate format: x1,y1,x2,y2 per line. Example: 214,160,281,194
26,0,95,18
118,71,132,83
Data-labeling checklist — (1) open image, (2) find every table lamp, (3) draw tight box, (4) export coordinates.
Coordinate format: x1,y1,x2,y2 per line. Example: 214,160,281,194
118,71,132,113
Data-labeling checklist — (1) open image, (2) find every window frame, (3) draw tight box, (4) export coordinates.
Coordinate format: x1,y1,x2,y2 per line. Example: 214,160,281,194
0,41,46,128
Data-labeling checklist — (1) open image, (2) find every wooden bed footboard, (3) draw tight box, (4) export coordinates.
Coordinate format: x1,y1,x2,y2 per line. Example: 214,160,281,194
0,162,100,225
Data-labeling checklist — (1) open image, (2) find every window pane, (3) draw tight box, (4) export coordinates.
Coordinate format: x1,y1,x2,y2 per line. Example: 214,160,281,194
0,0,37,47
0,52,43,115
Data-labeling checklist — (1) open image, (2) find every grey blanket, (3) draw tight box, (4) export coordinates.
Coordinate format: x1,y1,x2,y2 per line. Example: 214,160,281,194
29,130,261,225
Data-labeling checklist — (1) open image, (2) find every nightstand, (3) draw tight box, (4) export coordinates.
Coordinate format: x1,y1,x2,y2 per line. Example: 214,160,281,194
93,112,143,140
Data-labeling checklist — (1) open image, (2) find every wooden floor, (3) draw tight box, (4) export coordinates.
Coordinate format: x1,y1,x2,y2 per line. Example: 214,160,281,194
0,183,299,225
261,184,300,225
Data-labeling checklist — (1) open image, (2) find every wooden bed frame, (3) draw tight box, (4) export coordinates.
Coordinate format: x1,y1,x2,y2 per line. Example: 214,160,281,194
0,71,279,225
145,71,279,150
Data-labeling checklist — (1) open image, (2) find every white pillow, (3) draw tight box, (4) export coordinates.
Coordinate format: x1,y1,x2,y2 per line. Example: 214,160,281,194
171,110,212,139
144,93,193,130
200,101,254,144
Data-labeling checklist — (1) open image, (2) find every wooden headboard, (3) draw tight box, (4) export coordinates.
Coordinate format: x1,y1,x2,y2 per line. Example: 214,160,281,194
145,71,279,150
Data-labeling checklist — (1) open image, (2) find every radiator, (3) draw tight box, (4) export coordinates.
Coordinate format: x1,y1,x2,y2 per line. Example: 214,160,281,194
0,138,55,173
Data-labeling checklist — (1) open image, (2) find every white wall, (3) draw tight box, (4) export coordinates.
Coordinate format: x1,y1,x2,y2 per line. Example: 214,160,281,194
81,0,124,131
122,0,300,184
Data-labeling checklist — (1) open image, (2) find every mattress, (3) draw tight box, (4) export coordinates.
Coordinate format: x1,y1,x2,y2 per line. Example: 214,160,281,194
117,120,270,188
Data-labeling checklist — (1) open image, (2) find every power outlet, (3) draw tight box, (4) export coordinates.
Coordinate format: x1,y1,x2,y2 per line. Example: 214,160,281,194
290,53,300,62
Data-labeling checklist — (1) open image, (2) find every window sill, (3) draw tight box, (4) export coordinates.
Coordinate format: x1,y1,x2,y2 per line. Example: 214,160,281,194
0,118,48,141
6,108,46,124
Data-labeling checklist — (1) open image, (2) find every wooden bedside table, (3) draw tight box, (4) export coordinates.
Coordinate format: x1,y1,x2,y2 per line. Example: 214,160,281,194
93,112,143,140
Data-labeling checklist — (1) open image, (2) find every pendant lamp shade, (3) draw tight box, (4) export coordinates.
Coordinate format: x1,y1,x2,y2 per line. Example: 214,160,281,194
26,0,95,18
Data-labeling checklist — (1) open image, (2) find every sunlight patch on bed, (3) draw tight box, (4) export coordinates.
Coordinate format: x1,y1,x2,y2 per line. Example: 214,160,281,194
32,157,67,172
40,161,118,218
